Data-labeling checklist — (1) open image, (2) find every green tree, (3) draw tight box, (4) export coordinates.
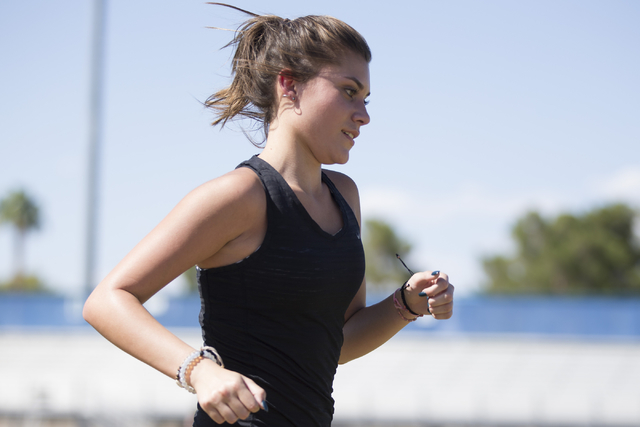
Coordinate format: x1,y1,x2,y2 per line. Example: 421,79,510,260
482,204,640,295
182,265,198,294
0,189,47,292
0,274,49,293
363,218,414,291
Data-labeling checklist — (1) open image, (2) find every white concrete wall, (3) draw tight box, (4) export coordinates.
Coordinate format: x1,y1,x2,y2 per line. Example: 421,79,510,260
334,334,640,426
1,330,639,426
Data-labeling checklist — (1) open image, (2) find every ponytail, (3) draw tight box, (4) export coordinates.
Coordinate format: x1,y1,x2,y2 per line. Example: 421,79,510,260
205,3,371,145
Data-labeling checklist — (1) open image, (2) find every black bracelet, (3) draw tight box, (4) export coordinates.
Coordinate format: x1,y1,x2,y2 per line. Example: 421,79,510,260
400,282,422,317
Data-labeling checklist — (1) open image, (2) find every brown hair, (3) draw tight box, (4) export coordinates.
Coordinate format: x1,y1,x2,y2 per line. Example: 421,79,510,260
205,3,371,145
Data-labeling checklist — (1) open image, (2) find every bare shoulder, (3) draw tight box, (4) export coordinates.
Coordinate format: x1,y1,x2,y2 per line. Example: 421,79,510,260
323,170,361,222
91,166,266,299
190,166,263,205
152,166,266,255
181,166,265,231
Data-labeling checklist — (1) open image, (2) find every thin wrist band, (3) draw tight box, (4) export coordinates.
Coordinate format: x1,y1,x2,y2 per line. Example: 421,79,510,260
400,282,422,317
393,289,418,322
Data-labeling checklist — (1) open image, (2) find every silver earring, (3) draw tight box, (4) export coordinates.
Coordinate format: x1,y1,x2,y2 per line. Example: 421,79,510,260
283,94,296,101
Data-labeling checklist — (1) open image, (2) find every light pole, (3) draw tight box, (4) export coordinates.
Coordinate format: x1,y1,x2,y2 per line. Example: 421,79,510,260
83,0,107,296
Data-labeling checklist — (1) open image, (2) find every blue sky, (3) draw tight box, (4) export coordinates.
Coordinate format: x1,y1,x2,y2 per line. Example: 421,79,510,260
1,0,639,297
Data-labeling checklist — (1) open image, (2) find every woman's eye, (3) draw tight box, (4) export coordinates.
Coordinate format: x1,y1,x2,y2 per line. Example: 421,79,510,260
345,87,368,105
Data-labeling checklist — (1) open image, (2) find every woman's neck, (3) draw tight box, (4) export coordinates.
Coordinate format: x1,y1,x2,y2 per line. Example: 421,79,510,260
259,130,324,197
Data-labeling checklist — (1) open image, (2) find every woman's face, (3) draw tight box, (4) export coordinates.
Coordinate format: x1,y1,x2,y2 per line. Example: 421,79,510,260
290,54,371,165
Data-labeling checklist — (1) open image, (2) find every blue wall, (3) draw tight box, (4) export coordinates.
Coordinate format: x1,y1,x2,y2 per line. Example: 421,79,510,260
403,295,640,338
0,295,202,329
1,294,639,339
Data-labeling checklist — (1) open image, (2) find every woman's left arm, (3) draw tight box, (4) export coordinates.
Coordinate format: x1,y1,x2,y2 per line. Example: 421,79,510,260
324,170,454,364
339,272,454,364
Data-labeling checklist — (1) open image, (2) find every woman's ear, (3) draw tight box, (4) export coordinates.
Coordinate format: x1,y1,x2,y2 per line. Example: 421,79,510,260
278,70,297,99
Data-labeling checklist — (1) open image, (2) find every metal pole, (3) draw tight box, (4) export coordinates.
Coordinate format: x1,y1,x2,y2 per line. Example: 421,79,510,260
83,0,107,296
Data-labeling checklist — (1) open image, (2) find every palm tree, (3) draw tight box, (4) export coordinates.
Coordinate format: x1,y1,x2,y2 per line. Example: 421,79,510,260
0,189,40,278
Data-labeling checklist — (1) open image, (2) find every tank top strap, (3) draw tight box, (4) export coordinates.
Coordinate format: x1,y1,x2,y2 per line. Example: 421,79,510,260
237,155,358,239
236,155,298,213
320,171,356,229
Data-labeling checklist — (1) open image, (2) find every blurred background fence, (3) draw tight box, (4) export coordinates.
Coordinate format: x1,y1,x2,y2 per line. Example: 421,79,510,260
2,294,640,338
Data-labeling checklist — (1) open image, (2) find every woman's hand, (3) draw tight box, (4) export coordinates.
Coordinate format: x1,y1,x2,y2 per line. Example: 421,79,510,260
190,360,267,424
404,271,454,319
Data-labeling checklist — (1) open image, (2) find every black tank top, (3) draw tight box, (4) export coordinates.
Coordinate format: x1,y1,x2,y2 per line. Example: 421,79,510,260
193,155,365,426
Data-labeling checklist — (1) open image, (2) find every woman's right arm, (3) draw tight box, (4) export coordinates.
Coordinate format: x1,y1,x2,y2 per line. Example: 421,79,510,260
83,167,267,424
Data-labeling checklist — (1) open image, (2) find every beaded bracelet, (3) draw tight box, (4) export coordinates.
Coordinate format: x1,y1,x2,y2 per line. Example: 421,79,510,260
184,355,204,392
176,346,224,394
176,351,201,393
201,346,224,369
393,288,419,322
